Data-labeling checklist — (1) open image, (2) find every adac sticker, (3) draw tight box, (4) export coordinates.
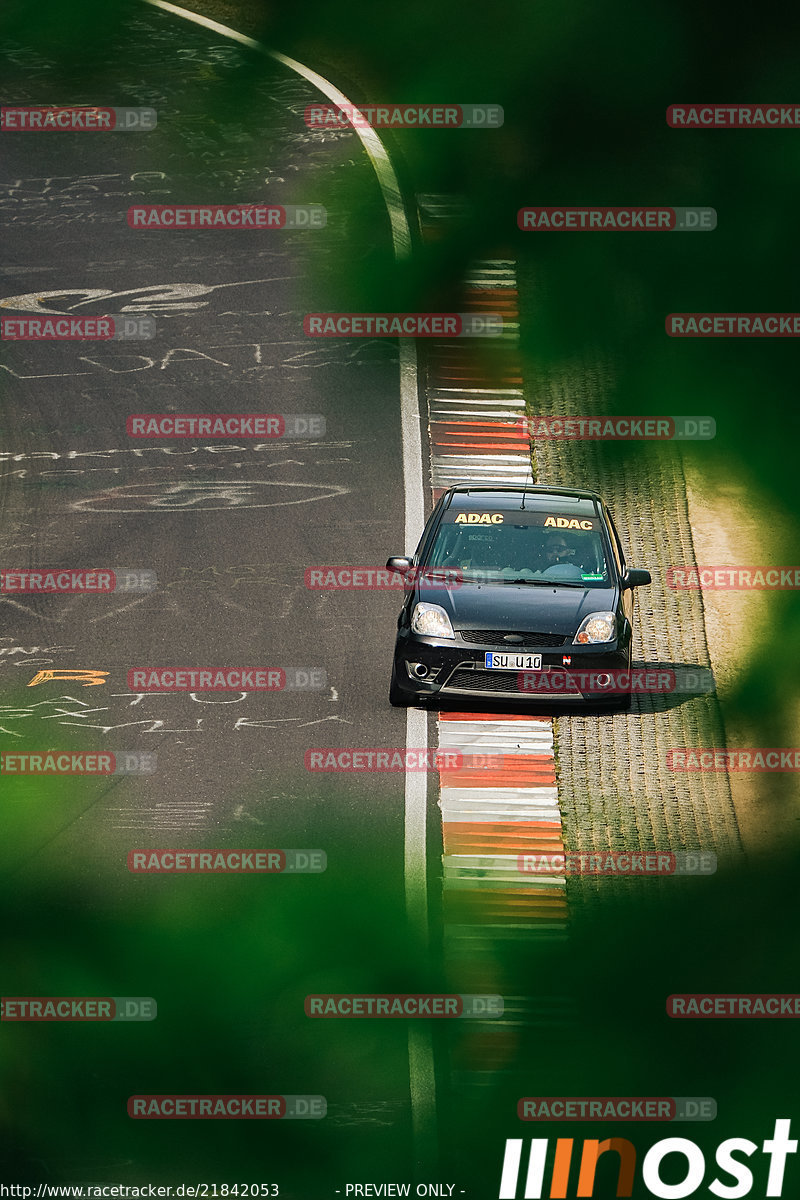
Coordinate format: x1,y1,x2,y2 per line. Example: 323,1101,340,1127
454,512,504,525
544,516,595,530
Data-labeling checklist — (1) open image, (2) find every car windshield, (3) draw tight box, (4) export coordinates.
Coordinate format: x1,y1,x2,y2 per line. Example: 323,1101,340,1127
426,511,613,587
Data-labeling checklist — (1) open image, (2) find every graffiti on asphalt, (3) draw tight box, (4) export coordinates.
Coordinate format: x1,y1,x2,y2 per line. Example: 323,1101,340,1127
0,692,349,737
69,479,350,512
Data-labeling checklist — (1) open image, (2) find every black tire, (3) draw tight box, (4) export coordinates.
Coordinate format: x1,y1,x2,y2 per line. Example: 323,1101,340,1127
389,662,411,707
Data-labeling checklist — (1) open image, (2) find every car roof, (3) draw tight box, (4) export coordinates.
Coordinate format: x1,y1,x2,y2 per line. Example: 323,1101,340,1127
444,485,604,513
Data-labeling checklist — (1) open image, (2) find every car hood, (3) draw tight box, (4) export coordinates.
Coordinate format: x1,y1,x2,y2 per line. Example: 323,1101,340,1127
416,579,618,636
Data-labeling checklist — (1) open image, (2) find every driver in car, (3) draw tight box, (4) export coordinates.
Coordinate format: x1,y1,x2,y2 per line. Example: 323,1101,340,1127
542,532,575,568
493,530,575,579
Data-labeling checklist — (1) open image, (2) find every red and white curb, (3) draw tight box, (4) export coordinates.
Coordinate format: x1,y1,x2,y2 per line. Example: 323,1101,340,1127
438,713,564,924
426,258,530,500
417,230,572,1069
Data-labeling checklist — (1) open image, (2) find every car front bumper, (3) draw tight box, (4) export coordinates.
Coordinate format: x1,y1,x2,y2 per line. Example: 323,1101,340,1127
392,630,632,703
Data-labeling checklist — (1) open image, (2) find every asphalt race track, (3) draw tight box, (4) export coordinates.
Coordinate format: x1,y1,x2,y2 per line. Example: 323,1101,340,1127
0,8,433,1183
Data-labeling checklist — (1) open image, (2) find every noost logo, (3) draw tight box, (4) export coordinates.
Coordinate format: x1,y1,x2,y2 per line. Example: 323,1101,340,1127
499,1120,796,1197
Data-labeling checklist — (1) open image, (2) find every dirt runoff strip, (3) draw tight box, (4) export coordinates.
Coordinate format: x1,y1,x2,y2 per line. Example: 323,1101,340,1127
528,360,744,909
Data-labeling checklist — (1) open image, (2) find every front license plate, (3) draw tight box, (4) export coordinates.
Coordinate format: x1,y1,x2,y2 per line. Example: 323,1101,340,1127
484,652,543,671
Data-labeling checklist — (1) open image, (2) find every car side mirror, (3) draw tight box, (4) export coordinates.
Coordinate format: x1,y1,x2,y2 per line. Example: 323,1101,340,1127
386,556,413,575
623,568,652,589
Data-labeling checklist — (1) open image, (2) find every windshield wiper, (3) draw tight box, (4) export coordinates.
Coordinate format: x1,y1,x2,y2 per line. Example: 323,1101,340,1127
504,577,588,589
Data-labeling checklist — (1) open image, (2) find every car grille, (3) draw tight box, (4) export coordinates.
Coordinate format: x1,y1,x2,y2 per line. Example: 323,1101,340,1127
459,629,567,648
443,668,585,698
444,668,529,694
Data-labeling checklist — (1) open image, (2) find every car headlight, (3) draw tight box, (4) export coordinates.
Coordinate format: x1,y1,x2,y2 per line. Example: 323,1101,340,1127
411,602,455,639
574,612,616,644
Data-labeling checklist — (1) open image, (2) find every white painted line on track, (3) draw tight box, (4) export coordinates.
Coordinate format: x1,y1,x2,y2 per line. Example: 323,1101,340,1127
404,707,430,944
145,0,411,262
